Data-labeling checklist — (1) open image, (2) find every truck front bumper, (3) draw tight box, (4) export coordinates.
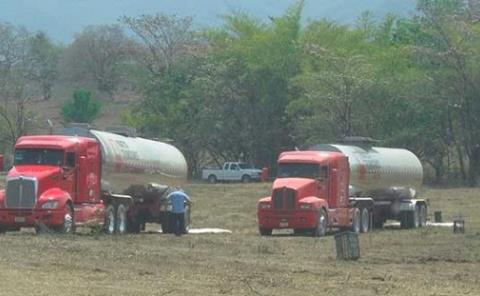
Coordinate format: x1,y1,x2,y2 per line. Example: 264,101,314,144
0,209,65,228
257,210,318,229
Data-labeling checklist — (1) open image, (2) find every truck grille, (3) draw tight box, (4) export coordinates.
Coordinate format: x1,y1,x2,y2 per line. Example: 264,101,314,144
272,188,296,210
5,177,37,209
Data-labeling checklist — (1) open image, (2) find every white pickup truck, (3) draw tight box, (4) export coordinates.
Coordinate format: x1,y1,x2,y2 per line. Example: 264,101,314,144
202,162,262,183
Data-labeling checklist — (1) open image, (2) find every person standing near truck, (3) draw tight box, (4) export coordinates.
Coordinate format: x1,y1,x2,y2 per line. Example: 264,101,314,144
167,188,191,236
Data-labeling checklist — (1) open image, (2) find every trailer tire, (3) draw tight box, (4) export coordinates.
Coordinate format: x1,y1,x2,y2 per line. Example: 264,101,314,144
351,208,361,233
259,227,272,236
360,208,370,233
161,212,173,234
419,204,427,227
313,209,328,237
104,204,116,234
0,225,6,234
208,175,217,184
116,204,128,234
413,205,420,228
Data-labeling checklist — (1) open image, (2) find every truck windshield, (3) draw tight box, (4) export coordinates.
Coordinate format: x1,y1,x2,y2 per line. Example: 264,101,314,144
277,163,327,179
14,149,64,166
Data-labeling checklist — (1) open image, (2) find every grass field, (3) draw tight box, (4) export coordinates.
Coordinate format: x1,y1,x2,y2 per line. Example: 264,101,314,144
0,183,479,295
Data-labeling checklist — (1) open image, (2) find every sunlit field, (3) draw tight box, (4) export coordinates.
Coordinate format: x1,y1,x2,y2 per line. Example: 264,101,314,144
0,183,479,295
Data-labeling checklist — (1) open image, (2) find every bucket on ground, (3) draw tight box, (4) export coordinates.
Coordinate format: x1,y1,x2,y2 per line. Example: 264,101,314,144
334,231,360,260
453,219,465,234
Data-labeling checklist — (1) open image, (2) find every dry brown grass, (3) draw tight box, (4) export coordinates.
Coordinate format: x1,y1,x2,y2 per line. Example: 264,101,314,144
0,183,479,295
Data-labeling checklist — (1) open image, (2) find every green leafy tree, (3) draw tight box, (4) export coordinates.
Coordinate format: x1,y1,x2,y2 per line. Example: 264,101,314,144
61,90,101,123
27,32,59,100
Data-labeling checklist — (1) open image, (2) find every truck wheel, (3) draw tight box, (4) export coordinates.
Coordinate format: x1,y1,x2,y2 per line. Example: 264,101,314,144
104,204,116,234
313,209,327,237
57,204,75,234
208,175,217,184
418,204,427,227
360,208,370,233
259,227,272,236
351,208,361,233
241,175,251,183
0,225,6,234
116,204,128,234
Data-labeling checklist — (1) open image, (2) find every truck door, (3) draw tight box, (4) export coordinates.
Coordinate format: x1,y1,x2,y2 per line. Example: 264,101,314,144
77,142,101,203
229,163,240,181
62,151,77,201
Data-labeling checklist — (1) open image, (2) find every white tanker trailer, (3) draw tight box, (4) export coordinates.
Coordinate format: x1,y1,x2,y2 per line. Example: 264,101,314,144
311,142,426,229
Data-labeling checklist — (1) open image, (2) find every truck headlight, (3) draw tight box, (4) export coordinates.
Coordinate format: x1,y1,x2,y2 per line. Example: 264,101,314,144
299,203,312,210
41,201,59,209
259,203,271,210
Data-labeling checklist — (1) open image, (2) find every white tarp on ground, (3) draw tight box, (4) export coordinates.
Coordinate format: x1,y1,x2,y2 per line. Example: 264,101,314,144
385,221,454,227
155,228,232,234
188,228,232,234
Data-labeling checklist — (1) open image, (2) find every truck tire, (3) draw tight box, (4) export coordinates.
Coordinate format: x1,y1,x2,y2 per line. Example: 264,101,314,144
313,209,327,237
351,208,361,233
259,227,272,236
208,175,217,184
116,204,128,234
104,204,116,234
400,207,420,229
419,204,427,227
360,208,370,233
56,204,75,234
0,225,6,234
241,175,251,183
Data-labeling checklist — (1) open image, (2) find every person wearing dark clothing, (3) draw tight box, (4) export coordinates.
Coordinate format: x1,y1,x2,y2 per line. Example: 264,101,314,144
167,189,191,236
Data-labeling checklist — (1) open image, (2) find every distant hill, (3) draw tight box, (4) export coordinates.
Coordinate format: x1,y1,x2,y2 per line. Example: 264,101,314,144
0,0,416,43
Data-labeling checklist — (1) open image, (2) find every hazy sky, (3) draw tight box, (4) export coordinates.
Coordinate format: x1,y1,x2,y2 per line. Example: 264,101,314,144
0,0,416,43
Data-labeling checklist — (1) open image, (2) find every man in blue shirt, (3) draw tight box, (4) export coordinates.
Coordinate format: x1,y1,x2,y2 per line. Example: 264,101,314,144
167,188,191,236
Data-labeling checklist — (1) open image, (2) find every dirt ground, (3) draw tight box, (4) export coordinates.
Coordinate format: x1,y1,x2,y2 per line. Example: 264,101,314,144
0,183,479,296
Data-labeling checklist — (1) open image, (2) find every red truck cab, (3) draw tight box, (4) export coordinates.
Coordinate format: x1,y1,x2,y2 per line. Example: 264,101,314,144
257,151,369,236
0,136,104,233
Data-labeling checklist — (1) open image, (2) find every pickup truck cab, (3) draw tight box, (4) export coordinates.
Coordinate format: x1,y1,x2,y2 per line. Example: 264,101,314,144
202,162,261,183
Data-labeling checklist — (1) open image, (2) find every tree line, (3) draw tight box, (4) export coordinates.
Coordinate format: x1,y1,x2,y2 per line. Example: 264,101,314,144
0,0,479,185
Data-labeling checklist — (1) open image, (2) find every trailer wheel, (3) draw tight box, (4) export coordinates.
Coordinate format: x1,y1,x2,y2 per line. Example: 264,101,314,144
161,212,172,234
413,205,420,228
208,175,217,184
183,205,190,234
116,204,128,234
313,209,327,237
360,208,370,233
104,204,116,234
0,225,6,234
351,208,361,233
418,204,427,227
259,227,272,236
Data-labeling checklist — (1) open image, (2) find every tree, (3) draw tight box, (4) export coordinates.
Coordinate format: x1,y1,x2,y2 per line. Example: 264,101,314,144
61,25,129,98
27,32,59,100
61,90,101,123
0,22,38,150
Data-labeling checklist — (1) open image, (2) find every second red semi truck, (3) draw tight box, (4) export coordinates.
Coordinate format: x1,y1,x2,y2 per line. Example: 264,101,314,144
257,139,426,236
0,126,189,234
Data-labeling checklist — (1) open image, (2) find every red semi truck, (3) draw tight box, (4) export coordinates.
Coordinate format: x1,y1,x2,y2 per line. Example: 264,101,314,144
257,141,427,236
0,126,189,234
